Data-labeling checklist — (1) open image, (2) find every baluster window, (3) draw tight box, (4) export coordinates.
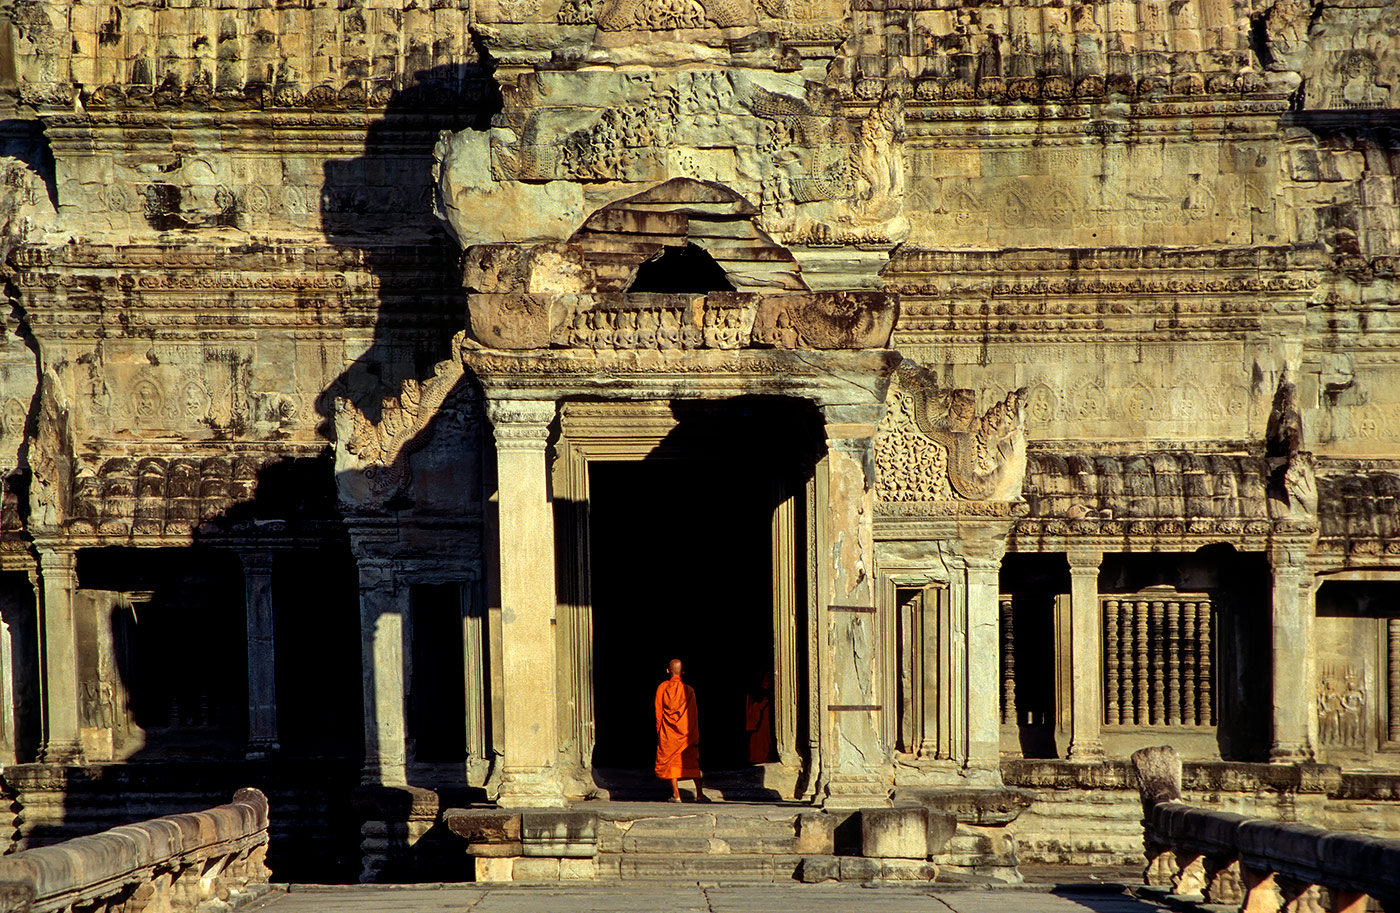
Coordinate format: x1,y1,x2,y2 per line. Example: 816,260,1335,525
1102,588,1215,727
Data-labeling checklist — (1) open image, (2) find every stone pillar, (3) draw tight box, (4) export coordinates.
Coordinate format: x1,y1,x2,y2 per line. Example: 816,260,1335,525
37,548,82,764
358,556,408,786
241,550,279,760
1067,549,1106,761
1269,544,1316,762
487,399,565,807
818,406,890,808
960,535,1006,776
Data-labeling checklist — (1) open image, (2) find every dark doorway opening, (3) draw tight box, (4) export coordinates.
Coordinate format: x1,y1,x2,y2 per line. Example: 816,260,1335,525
589,459,774,772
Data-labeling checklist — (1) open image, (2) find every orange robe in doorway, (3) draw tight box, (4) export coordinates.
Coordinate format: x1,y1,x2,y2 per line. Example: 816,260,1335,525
654,675,701,779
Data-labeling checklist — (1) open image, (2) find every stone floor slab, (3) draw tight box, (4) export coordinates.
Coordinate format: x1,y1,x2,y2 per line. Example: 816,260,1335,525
246,884,1182,913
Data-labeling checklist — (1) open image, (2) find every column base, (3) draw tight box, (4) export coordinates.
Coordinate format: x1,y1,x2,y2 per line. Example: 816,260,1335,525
246,740,281,761
360,760,408,788
1268,742,1315,763
1067,740,1106,762
497,766,567,808
39,740,84,764
821,772,892,809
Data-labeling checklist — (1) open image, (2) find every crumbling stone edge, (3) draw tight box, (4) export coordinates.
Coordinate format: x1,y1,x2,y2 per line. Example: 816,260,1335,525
0,788,272,913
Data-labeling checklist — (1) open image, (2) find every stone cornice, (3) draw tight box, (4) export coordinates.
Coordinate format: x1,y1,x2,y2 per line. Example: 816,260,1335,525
461,345,901,408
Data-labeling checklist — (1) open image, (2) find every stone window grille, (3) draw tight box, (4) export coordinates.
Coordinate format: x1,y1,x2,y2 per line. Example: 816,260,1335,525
998,594,1054,728
1390,618,1400,745
1101,589,1216,727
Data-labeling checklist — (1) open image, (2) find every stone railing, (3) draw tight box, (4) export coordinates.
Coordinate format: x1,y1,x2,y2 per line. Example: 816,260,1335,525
1132,746,1400,912
0,788,271,913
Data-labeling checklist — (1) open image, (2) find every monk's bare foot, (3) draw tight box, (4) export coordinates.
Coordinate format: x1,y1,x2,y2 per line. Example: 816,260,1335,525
668,795,682,803
696,793,713,803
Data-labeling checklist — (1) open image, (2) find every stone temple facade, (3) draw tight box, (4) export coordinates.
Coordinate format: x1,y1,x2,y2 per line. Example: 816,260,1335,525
0,0,1396,882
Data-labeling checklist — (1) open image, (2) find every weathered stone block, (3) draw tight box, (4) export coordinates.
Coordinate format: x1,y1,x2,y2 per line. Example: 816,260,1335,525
799,855,839,883
881,859,937,881
795,813,835,855
927,811,957,855
511,857,561,882
862,807,929,859
521,811,597,858
618,853,776,881
838,856,882,882
559,857,597,881
474,855,515,883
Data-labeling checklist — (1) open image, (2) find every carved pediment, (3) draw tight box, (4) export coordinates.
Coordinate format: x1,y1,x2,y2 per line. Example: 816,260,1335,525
462,179,899,352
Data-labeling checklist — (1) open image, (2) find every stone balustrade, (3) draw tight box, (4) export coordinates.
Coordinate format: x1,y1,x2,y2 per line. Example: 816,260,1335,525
0,788,272,913
1132,746,1400,912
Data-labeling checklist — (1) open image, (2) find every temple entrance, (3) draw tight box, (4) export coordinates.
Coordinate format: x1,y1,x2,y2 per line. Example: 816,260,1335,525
554,398,823,795
589,459,775,772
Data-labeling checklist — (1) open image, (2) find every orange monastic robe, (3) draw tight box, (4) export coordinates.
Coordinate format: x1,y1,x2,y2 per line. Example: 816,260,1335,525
654,675,701,780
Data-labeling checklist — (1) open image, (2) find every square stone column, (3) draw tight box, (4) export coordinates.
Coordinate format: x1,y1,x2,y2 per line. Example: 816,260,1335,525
1067,549,1106,761
358,556,408,786
487,399,565,807
1269,543,1316,762
819,406,891,808
37,547,82,764
241,550,279,760
957,535,1007,776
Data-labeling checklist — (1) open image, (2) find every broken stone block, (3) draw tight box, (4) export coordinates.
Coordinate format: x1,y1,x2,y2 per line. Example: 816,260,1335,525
861,807,929,859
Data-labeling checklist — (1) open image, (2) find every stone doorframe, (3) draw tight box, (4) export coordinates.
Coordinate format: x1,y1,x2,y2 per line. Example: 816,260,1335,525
551,401,812,798
873,518,1014,789
462,344,901,807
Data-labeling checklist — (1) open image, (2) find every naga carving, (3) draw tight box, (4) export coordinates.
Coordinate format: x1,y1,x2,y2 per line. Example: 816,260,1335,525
876,362,1028,503
334,336,469,505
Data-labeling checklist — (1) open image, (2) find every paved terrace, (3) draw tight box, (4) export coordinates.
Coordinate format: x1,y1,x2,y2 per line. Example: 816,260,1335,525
247,880,1179,913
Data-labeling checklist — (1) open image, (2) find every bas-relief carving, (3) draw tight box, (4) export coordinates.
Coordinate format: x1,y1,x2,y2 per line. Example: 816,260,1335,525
875,362,1028,505
1313,612,1380,758
904,145,1274,249
438,67,908,253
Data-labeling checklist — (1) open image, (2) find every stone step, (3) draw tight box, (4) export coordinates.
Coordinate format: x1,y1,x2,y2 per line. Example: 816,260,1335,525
610,852,804,882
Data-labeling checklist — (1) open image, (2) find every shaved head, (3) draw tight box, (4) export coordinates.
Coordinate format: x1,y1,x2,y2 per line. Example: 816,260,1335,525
668,658,683,675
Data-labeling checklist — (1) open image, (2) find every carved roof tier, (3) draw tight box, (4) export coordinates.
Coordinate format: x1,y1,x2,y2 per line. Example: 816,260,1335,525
1012,450,1282,549
42,448,343,546
1316,461,1400,559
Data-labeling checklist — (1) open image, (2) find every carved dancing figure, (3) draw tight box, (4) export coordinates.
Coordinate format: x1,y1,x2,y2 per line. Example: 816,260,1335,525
1318,680,1342,745
1341,677,1365,747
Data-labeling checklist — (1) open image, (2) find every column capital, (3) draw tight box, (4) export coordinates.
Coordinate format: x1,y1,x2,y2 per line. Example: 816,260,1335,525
36,547,77,576
487,400,557,439
239,550,276,575
1067,549,1103,573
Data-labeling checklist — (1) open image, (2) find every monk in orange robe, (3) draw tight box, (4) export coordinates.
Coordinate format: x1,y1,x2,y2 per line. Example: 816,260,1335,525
745,671,775,764
654,658,708,802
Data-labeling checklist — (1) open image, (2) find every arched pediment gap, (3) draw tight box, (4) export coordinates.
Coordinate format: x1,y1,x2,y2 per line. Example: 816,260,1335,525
628,243,735,294
569,177,809,294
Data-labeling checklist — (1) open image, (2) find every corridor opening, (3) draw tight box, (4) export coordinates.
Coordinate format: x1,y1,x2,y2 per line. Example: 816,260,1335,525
588,458,774,772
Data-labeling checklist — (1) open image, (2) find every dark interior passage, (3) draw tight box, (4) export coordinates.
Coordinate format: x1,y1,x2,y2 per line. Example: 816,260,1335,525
589,459,774,771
